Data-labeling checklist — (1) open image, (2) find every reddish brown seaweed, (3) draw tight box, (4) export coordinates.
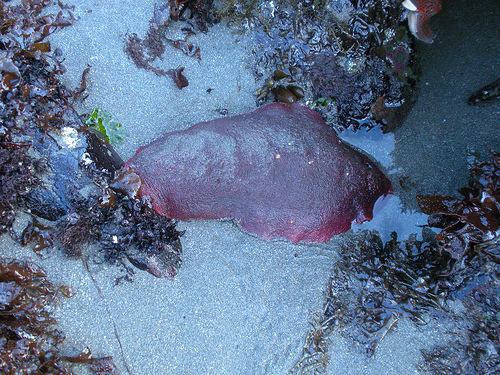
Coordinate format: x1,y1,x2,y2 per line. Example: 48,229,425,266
0,258,119,374
417,151,500,259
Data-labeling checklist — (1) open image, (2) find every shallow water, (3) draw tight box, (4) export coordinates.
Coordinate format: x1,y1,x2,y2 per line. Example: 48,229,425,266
393,0,500,210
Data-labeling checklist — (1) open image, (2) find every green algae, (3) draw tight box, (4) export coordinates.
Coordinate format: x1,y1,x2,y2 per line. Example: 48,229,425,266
85,109,128,148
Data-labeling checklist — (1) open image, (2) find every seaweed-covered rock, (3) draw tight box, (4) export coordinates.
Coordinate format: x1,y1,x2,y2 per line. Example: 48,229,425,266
0,0,76,234
58,190,183,279
222,0,418,131
0,0,183,278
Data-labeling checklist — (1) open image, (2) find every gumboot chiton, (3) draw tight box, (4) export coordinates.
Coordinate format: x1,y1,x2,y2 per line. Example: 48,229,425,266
125,103,392,243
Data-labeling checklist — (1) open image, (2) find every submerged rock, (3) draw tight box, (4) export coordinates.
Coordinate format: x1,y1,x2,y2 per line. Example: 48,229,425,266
24,127,124,221
467,77,500,105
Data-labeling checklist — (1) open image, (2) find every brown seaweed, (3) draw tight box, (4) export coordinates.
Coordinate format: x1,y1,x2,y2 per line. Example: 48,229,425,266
0,257,64,374
411,152,500,373
418,236,500,374
166,67,189,89
255,68,304,104
0,1,182,372
124,30,190,89
166,38,201,60
21,218,54,255
336,230,448,354
123,0,217,85
58,186,183,279
61,348,118,375
0,142,41,235
72,64,91,102
168,0,218,32
417,151,500,259
0,258,119,375
123,2,215,89
293,228,450,371
124,32,173,78
0,0,77,234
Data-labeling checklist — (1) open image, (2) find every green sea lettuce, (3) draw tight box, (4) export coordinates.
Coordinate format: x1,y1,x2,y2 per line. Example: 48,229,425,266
85,108,128,147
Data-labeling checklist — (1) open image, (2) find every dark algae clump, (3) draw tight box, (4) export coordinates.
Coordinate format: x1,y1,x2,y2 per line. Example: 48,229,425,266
418,241,500,374
0,0,76,229
0,258,65,374
292,228,450,373
0,258,119,374
221,0,418,132
418,151,500,260
0,142,40,235
416,152,500,374
58,183,183,279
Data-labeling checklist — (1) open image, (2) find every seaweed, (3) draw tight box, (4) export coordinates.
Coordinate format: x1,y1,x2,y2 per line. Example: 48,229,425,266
72,65,91,102
123,0,218,84
293,228,450,372
221,0,417,131
0,0,75,131
21,218,54,256
0,142,41,235
166,67,189,89
417,151,500,259
0,258,63,374
343,230,447,350
165,37,201,60
412,151,500,374
123,1,217,88
0,258,119,375
0,1,183,371
168,0,218,31
57,171,183,279
255,68,305,104
418,236,500,374
124,30,190,89
0,0,77,236
124,31,171,77
84,108,128,147
60,348,119,375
